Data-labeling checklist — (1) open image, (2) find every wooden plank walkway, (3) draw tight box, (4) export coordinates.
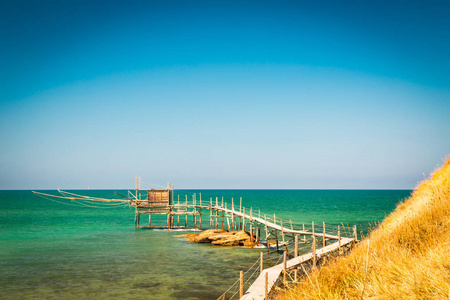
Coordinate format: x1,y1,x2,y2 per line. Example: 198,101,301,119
240,238,354,300
202,205,340,240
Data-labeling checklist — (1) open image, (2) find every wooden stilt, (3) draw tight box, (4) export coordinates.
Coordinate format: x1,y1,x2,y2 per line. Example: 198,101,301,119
250,207,253,242
275,233,279,251
243,207,246,231
265,216,269,254
149,215,151,227
231,198,234,232
290,219,293,230
283,251,287,285
177,216,179,227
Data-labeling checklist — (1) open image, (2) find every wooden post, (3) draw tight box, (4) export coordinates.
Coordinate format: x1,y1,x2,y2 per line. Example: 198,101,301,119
199,193,202,206
265,272,268,299
303,223,306,243
312,221,315,241
243,207,246,231
280,220,285,245
216,197,218,207
250,207,253,242
265,216,269,254
283,251,287,285
231,198,234,232
295,235,298,257
185,214,187,227
216,210,219,230
312,236,317,269
273,214,276,225
338,225,341,252
177,215,179,227
167,214,170,230
149,215,151,227
259,209,260,218
138,213,140,228
240,270,244,298
134,212,137,231
323,222,326,247
256,224,260,244
210,198,213,229
200,211,202,230
194,212,197,229
260,252,264,274
221,196,224,207
290,219,293,230
240,197,242,213
353,225,358,241
275,233,279,251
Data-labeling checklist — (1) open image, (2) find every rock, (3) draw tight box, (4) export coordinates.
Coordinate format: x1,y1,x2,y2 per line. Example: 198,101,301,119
211,230,251,246
189,229,226,243
186,229,259,247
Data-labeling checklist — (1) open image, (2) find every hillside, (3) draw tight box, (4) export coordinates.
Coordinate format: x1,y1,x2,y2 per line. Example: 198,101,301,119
277,157,450,300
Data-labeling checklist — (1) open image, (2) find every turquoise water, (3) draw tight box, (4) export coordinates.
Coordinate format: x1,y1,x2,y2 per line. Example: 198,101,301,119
0,189,411,299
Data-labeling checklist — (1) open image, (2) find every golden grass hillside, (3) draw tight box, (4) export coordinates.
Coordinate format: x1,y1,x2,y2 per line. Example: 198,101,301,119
277,157,450,300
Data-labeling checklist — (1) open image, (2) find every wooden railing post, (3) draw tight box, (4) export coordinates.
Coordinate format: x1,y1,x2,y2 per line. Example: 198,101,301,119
302,223,306,243
338,225,341,252
312,236,317,269
294,234,298,257
265,272,268,299
323,222,326,247
243,207,246,231
283,251,287,285
240,270,244,298
260,252,264,274
265,216,269,254
353,225,358,241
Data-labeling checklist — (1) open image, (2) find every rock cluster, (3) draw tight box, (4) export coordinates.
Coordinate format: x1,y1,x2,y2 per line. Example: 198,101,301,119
186,229,257,247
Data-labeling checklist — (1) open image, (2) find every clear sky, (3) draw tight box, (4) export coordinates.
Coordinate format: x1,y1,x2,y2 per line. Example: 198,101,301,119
1,0,449,189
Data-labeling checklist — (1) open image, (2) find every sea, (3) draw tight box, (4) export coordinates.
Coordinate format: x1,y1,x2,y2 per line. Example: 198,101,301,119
0,189,411,299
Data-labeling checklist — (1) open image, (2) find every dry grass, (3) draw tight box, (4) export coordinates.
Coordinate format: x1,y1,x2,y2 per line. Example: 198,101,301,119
276,157,450,300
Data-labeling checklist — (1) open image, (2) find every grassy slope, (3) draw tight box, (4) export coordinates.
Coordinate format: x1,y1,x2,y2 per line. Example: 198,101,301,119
277,158,450,300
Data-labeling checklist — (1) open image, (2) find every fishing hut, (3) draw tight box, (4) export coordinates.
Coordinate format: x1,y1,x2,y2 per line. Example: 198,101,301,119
131,178,203,230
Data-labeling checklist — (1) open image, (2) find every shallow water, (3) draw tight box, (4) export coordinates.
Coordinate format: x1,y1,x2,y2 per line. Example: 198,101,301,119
0,189,411,299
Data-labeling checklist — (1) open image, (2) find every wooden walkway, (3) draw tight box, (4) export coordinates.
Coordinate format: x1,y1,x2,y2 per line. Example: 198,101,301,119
206,205,340,240
241,238,354,300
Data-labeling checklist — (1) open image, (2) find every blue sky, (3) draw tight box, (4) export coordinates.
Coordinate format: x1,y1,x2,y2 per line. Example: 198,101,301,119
1,0,449,189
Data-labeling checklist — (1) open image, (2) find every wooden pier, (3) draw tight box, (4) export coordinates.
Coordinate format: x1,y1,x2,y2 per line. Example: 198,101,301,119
33,180,359,300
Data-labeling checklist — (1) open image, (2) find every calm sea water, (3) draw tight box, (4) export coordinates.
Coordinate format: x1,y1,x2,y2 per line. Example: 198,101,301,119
0,189,411,299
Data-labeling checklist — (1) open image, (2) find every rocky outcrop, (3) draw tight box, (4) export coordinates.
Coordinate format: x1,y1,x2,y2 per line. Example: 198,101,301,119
184,229,257,247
